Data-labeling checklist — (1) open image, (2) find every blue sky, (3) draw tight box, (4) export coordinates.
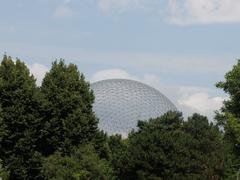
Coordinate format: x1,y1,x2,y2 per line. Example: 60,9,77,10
0,0,239,119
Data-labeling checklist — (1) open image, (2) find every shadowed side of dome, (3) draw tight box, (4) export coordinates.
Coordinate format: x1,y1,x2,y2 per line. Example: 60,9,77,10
91,79,177,135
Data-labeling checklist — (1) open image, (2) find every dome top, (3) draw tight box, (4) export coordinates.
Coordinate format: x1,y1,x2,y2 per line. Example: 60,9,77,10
91,79,177,135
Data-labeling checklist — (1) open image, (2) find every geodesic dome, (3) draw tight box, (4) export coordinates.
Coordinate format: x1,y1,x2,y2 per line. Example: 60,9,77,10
91,79,177,135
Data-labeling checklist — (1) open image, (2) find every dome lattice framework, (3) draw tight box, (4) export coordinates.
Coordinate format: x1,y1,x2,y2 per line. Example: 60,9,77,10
91,79,177,135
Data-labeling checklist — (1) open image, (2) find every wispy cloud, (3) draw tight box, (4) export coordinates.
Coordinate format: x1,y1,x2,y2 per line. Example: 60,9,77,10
98,0,240,25
168,0,240,25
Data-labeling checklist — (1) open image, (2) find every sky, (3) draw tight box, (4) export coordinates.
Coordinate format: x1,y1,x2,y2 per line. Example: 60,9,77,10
0,0,240,120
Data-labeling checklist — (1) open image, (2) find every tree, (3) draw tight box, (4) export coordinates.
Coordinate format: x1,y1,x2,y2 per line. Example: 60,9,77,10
0,55,44,179
40,60,98,155
216,60,240,177
119,111,189,179
91,130,111,160
216,60,240,117
108,134,128,177
118,112,225,180
183,114,225,179
41,144,115,180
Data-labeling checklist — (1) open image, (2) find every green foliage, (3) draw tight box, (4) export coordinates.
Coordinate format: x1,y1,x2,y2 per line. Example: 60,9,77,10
216,60,240,177
40,59,98,155
0,55,44,179
92,130,111,160
118,112,225,180
0,56,107,179
216,60,240,148
216,60,240,117
41,144,115,180
0,159,9,180
108,134,128,177
183,114,225,179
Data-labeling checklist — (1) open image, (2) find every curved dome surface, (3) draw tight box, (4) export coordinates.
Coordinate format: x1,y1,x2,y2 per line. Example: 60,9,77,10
91,79,177,135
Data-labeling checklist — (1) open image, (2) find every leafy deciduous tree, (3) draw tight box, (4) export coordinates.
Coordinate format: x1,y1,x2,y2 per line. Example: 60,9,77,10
118,112,225,180
40,60,98,155
0,55,44,179
108,134,128,177
216,59,240,177
41,144,115,180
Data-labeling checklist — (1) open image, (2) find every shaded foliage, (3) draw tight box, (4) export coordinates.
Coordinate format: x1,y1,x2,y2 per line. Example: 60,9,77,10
0,57,103,179
41,144,115,180
40,60,98,155
108,134,128,177
92,130,111,160
117,112,225,180
0,159,9,179
0,55,44,179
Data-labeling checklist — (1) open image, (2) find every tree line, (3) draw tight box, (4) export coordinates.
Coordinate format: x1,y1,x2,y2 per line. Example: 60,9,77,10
0,54,239,179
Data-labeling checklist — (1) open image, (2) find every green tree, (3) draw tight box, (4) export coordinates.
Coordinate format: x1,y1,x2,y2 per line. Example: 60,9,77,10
183,114,225,179
216,60,240,117
108,134,128,177
41,144,115,180
40,60,98,155
92,130,111,160
119,112,189,179
216,60,240,177
0,55,44,179
119,112,225,180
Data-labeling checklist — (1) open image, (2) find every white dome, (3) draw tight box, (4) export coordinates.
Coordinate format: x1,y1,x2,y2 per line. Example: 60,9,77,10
91,79,177,135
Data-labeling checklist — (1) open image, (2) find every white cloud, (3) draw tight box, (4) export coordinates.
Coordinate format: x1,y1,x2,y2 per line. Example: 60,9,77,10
178,92,225,114
177,85,227,118
167,0,240,25
29,63,49,86
54,5,74,18
90,68,137,82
